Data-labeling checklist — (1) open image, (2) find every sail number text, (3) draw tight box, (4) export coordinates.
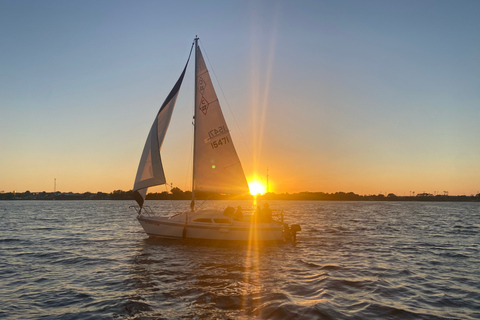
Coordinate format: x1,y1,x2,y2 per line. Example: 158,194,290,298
208,126,228,139
211,136,230,149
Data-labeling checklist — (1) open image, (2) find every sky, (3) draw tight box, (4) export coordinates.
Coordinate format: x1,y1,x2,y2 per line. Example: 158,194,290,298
1,0,479,196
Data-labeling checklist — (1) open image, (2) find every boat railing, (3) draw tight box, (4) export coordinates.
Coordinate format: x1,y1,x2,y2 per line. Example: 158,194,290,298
272,210,284,223
233,208,284,223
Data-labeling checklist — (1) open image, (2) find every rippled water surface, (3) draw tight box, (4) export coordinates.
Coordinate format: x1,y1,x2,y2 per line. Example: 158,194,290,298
1,200,479,319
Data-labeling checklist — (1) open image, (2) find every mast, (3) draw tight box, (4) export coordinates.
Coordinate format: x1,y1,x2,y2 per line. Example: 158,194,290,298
191,36,199,211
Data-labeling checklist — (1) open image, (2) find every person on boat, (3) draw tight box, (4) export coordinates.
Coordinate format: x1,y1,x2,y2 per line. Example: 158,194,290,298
234,206,243,220
223,206,235,217
263,203,272,222
254,205,262,223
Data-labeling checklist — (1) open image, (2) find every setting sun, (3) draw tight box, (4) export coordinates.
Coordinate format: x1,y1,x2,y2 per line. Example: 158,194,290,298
248,181,267,195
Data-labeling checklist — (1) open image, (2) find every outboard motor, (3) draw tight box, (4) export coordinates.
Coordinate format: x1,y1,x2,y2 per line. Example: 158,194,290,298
290,224,301,242
283,223,301,242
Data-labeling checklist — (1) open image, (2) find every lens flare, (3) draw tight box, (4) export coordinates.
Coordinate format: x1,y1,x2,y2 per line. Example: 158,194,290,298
248,181,266,195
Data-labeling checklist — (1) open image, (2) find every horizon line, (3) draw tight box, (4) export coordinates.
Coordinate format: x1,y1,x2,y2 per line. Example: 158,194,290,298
2,189,479,197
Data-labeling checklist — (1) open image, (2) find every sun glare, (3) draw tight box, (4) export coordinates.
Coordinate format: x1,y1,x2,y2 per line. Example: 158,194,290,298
248,181,267,195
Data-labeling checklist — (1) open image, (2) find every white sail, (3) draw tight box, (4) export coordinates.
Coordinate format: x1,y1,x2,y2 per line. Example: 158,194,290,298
193,46,250,195
133,62,189,207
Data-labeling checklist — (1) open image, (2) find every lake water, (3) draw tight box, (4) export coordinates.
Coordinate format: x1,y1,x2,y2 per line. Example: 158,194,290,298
1,200,479,319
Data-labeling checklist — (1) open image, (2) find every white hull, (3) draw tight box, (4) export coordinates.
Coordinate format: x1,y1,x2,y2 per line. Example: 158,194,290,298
137,209,284,242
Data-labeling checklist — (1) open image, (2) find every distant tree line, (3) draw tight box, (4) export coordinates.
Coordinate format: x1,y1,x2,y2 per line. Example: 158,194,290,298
260,191,480,202
0,190,134,201
1,189,479,202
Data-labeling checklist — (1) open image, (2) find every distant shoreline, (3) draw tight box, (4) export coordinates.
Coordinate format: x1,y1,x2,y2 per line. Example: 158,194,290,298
1,189,479,202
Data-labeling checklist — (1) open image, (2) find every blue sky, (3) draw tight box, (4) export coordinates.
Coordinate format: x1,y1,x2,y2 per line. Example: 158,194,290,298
1,0,479,195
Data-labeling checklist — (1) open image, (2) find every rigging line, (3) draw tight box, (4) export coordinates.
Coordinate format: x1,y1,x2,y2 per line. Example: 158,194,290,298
197,194,212,211
187,41,195,61
198,39,253,159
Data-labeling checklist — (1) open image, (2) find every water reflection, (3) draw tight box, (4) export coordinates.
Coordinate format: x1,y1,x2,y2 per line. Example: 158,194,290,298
129,236,295,318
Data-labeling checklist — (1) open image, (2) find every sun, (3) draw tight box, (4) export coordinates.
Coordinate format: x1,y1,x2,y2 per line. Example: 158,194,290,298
248,181,267,195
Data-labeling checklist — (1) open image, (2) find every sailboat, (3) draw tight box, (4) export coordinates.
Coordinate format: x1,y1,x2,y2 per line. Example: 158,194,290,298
130,37,295,242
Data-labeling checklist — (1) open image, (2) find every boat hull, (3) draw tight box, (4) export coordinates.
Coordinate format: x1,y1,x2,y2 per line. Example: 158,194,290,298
137,215,284,242
138,216,186,239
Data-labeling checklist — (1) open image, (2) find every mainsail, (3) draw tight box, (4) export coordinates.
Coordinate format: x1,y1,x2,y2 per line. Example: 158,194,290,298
193,45,249,195
133,57,190,208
